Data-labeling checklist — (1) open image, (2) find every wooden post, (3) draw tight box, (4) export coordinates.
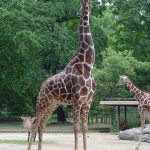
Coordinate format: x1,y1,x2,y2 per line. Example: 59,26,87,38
124,106,127,129
116,106,120,132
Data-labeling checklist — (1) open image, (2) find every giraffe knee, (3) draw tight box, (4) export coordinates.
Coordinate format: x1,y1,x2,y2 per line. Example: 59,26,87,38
74,125,80,132
82,125,88,132
31,126,38,135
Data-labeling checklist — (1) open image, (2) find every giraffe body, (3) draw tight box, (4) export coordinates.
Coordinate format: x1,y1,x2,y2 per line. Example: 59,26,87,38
27,1,96,150
117,75,150,149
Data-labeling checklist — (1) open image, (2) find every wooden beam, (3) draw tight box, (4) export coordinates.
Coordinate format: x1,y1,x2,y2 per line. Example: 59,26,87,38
124,106,127,129
116,106,120,132
100,101,138,106
100,99,139,131
104,98,136,101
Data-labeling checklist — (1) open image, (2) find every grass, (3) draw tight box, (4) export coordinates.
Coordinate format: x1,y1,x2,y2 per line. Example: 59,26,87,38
0,122,111,132
0,140,57,145
0,123,23,130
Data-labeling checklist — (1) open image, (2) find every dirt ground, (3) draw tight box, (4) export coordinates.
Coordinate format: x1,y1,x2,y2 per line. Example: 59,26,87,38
0,132,149,150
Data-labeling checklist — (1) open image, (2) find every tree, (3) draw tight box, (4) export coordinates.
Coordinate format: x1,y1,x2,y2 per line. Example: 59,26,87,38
112,0,150,61
1,0,150,123
0,0,46,117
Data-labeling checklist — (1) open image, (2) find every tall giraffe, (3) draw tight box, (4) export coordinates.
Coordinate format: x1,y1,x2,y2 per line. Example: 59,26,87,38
27,0,96,150
117,75,150,149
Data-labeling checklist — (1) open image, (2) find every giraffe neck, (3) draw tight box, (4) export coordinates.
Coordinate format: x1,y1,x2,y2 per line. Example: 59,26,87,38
125,80,141,98
67,0,95,69
78,6,95,66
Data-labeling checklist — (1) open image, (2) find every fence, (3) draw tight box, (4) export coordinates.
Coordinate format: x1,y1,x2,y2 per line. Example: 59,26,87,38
66,112,112,124
88,115,112,124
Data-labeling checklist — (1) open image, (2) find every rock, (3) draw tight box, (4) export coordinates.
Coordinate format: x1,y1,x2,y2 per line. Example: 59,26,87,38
143,128,150,134
126,128,140,135
145,124,150,128
143,125,150,134
145,136,150,143
118,124,150,143
118,131,138,141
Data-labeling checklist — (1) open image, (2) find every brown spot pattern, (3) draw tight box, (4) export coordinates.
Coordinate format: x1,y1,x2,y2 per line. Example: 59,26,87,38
31,2,96,150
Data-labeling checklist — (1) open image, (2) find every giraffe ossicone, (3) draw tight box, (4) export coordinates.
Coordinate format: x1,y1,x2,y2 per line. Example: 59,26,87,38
117,75,150,150
27,1,96,150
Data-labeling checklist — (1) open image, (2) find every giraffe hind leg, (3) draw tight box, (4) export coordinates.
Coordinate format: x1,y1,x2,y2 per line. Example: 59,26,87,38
27,116,41,150
37,103,58,150
37,113,49,150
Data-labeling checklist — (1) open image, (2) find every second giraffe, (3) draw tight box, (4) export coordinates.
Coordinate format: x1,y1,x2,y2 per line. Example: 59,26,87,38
117,75,150,150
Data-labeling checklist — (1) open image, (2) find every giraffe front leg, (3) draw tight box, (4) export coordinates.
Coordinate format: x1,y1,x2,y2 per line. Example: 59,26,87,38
82,100,92,150
135,111,145,150
82,109,88,150
73,104,81,150
38,125,44,150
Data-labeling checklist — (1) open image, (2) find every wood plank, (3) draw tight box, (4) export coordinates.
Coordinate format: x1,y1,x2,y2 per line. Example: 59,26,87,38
116,106,120,132
100,101,138,106
104,98,136,101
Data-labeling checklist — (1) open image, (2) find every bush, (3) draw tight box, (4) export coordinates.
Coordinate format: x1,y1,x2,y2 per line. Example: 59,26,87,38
110,107,140,132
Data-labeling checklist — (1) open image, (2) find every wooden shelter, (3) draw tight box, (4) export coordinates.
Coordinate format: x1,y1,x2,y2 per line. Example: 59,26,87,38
100,98,138,132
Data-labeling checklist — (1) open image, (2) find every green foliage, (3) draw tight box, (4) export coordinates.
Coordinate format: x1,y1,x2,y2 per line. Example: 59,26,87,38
110,108,140,132
0,0,150,128
0,0,47,116
112,0,150,61
0,140,56,145
14,30,42,53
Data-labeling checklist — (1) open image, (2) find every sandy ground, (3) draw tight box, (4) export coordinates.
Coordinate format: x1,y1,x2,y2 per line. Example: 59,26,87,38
0,132,149,150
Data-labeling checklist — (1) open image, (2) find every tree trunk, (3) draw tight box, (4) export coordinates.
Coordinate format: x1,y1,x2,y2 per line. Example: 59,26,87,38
57,106,66,124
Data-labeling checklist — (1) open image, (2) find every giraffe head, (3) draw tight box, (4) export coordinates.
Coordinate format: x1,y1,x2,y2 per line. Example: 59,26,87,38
21,116,31,121
78,0,91,14
117,75,129,86
21,116,35,124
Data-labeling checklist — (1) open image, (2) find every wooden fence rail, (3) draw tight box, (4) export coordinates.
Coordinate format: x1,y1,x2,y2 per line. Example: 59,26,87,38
88,115,112,124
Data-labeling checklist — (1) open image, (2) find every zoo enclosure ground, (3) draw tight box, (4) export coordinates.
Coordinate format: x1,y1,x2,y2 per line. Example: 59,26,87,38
0,132,149,150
